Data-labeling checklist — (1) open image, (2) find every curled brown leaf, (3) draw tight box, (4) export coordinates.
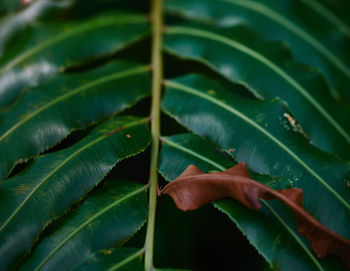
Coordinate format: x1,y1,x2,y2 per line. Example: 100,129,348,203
159,162,350,268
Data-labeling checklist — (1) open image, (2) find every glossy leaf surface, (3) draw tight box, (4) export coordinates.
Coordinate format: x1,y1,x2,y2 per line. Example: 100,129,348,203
19,181,148,271
159,133,344,270
165,0,350,102
0,0,72,58
164,24,350,159
1,0,349,269
160,163,350,268
162,74,350,241
74,248,144,271
0,60,150,180
0,13,150,106
0,116,151,270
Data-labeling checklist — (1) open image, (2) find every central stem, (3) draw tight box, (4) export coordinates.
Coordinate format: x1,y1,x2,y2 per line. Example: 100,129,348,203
144,0,163,270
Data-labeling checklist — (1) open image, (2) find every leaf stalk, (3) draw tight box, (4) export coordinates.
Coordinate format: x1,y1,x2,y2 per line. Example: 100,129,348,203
144,0,163,270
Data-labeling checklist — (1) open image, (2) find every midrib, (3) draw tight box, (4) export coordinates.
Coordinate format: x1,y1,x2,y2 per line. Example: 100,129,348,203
0,118,145,233
107,249,144,271
0,15,146,75
0,65,148,142
261,200,324,270
34,185,147,271
166,26,350,143
298,0,350,38
161,137,225,170
220,0,350,78
166,80,350,211
162,137,323,270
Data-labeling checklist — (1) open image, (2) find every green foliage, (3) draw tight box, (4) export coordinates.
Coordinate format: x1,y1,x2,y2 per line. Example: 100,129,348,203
0,0,349,270
0,116,151,270
74,248,145,271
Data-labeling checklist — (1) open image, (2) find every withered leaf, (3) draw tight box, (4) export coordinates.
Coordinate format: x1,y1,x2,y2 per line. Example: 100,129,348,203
159,163,350,268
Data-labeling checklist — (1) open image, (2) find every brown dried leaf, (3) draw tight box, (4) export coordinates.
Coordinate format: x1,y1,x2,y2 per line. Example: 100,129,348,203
159,162,350,268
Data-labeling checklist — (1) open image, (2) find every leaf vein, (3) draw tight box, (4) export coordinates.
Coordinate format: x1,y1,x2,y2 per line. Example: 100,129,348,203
34,185,147,271
162,137,323,270
166,80,350,211
0,66,148,142
220,0,350,78
0,118,146,235
166,26,350,143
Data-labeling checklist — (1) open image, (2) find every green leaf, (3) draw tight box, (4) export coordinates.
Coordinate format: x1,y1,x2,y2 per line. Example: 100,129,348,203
73,248,144,271
159,134,291,190
0,115,151,270
1,0,349,269
0,60,150,180
308,0,350,30
18,181,148,271
0,13,150,106
165,0,350,103
155,269,192,271
159,133,343,270
162,74,350,241
164,24,350,159
0,0,27,14
0,0,72,58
